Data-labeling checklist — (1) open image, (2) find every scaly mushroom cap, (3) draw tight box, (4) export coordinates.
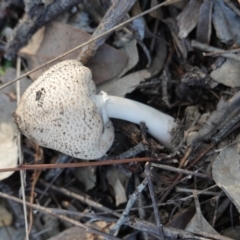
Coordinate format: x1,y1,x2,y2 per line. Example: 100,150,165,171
13,60,114,159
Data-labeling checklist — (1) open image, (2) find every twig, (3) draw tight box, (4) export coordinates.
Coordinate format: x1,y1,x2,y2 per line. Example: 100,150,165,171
16,57,29,240
167,185,218,204
0,191,121,240
39,180,121,218
28,169,41,236
113,142,147,160
151,163,211,179
38,156,74,201
135,175,149,240
145,163,164,239
110,178,148,236
78,0,136,63
191,40,240,61
6,0,83,59
0,191,233,240
212,111,240,143
176,187,218,196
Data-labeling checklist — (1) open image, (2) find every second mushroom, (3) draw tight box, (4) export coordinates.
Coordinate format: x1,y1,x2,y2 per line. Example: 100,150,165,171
14,60,177,160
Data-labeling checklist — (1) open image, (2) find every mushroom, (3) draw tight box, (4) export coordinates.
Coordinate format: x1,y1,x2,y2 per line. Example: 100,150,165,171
13,60,177,160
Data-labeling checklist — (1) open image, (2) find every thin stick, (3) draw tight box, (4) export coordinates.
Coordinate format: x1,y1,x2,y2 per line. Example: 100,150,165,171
16,57,29,240
192,40,240,61
0,0,181,91
145,163,164,239
110,178,148,236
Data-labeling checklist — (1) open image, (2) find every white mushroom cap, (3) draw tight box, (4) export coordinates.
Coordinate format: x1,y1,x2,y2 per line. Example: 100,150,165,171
14,60,114,160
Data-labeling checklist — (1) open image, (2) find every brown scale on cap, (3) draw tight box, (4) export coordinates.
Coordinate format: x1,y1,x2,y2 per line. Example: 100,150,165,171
14,60,114,160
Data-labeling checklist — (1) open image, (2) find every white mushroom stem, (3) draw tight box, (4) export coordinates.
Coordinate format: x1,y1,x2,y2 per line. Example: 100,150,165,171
92,92,177,149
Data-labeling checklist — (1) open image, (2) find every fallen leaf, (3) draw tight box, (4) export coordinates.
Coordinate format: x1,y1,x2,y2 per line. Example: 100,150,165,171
212,145,240,213
212,2,233,44
213,1,240,46
0,205,13,226
106,167,127,206
98,39,140,95
100,70,151,97
177,0,202,39
19,21,128,84
167,207,195,229
0,68,31,180
150,0,163,19
210,58,240,88
74,166,96,191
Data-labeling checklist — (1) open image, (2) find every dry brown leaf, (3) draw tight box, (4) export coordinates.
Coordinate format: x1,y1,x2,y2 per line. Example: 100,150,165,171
0,205,13,227
167,207,195,229
98,39,139,94
47,226,88,240
196,0,213,44
101,70,151,97
106,167,127,206
177,0,202,39
210,58,240,88
213,1,240,46
213,145,240,213
19,21,128,84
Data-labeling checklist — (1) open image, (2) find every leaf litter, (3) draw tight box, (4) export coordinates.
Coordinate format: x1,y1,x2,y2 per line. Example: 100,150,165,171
2,0,240,239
